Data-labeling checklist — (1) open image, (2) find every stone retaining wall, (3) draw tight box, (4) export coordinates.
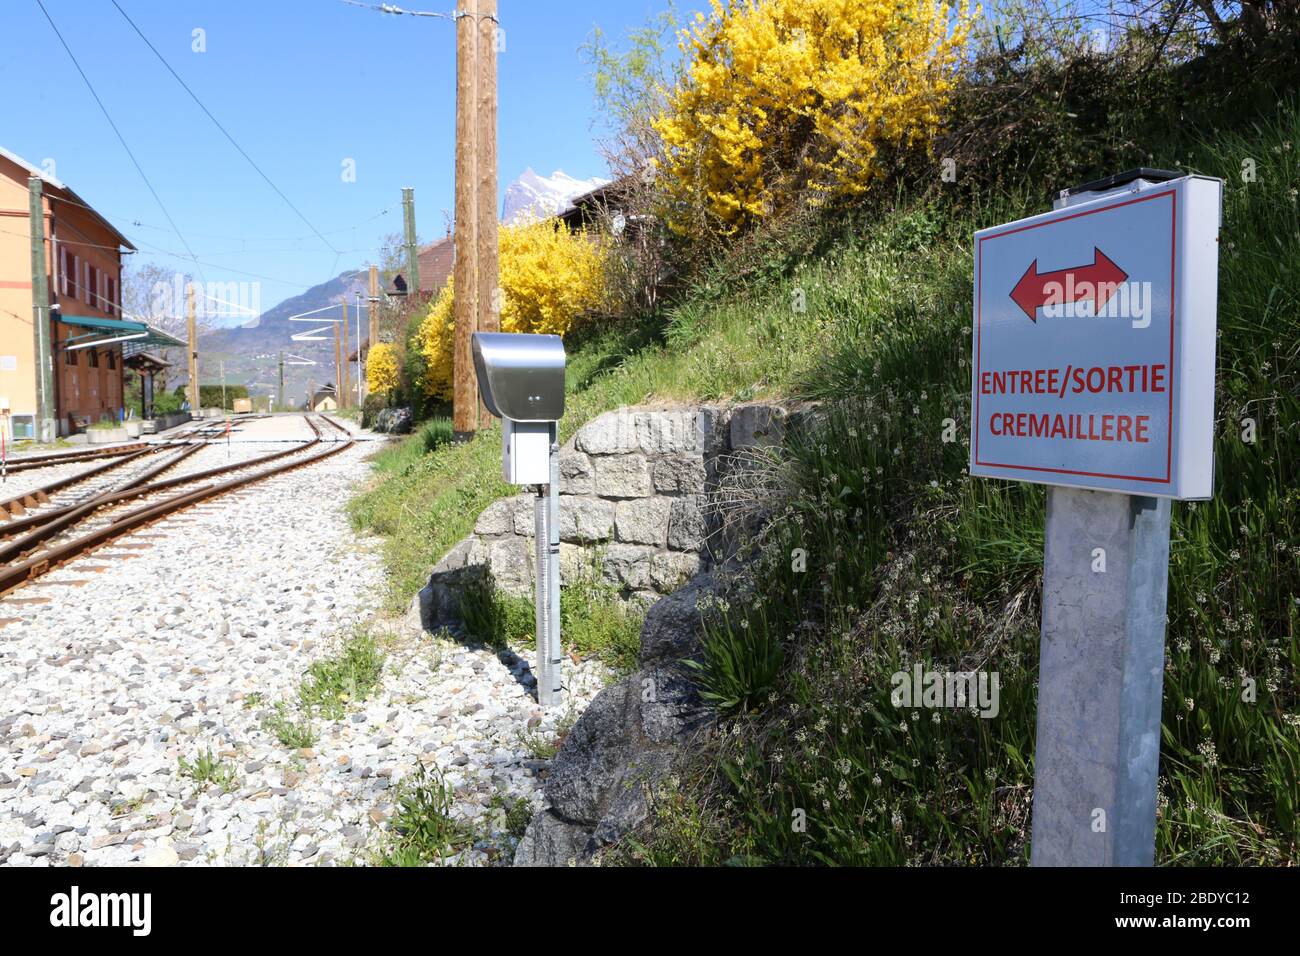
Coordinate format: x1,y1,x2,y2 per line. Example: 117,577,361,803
411,401,809,635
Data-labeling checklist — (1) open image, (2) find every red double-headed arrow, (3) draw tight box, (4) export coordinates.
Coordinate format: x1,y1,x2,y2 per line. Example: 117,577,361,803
1010,247,1129,322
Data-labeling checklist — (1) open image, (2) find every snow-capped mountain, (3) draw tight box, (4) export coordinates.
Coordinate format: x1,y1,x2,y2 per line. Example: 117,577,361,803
502,168,609,224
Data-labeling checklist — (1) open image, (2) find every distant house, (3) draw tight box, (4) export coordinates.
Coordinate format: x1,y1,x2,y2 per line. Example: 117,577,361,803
388,234,457,301
557,175,639,235
0,146,182,439
416,237,455,296
384,178,635,306
308,385,338,412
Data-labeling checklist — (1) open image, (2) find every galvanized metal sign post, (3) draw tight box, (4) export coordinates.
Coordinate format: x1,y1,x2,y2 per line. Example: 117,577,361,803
533,423,562,706
472,332,567,707
971,170,1223,865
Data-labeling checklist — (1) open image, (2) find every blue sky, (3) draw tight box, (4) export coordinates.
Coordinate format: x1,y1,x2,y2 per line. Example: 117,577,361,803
1,0,698,314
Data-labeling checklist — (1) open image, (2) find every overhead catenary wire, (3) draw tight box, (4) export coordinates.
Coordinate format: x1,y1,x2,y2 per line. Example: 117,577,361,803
337,0,498,22
34,0,207,289
39,190,398,250
110,0,343,257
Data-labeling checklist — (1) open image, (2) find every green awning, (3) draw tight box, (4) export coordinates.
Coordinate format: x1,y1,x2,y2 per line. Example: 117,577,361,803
58,315,185,355
122,327,185,356
59,315,148,334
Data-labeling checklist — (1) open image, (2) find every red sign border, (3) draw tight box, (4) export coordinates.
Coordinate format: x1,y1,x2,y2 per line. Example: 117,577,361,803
974,189,1178,485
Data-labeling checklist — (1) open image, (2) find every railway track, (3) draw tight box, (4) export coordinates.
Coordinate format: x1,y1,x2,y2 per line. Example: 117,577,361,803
1,442,151,475
0,414,354,597
0,414,267,479
0,442,212,520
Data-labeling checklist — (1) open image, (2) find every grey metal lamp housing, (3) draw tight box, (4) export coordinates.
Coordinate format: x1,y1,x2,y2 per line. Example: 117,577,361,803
472,332,566,423
471,331,568,707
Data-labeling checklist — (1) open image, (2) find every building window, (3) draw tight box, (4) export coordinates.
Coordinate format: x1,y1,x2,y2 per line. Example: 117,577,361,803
65,345,77,366
71,254,81,298
87,348,99,369
107,277,119,317
107,349,117,370
59,247,72,296
85,264,97,307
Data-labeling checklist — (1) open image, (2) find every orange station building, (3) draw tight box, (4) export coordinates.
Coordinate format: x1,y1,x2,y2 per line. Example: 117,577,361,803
0,146,176,440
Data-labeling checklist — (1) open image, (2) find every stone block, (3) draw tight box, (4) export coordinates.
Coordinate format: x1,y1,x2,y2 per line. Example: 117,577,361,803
615,498,672,547
475,495,530,537
560,498,615,543
487,536,533,595
559,453,595,495
729,403,789,451
652,456,706,494
667,496,707,552
633,411,703,455
598,544,659,591
593,455,652,499
649,551,701,593
575,411,638,455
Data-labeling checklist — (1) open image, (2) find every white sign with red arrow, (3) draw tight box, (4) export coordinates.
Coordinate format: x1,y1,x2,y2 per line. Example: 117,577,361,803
970,175,1223,498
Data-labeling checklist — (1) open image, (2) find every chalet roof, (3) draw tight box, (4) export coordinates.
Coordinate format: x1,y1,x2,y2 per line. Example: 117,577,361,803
417,237,455,295
557,173,639,231
391,236,455,298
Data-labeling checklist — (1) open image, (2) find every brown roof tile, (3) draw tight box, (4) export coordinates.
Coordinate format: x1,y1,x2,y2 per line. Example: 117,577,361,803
418,237,455,295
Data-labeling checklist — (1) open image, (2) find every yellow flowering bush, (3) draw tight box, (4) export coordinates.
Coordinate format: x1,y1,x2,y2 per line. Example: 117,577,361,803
365,342,401,397
416,279,457,401
498,218,608,335
653,0,975,235
415,220,608,398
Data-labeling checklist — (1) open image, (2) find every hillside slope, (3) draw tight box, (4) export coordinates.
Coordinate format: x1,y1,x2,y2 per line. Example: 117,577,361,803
197,270,371,403
352,101,1299,865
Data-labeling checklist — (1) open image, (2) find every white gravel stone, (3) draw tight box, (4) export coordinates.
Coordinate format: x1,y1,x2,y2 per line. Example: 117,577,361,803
0,416,608,867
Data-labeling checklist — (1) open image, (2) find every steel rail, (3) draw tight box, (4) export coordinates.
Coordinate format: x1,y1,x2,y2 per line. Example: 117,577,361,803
0,433,317,552
2,443,151,474
0,418,353,596
0,445,162,518
0,443,208,543
0,416,327,541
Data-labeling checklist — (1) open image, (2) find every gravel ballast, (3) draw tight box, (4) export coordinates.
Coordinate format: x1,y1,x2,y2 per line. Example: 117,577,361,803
0,416,605,867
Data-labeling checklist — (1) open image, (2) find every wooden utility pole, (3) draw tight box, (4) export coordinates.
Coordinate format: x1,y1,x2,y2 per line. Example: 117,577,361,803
27,178,54,443
452,0,480,440
186,283,199,414
338,325,348,411
278,351,285,413
341,300,350,408
476,0,500,427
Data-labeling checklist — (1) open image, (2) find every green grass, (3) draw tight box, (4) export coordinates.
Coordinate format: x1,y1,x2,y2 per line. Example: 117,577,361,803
349,97,1299,866
517,706,580,762
620,105,1300,867
375,763,475,866
420,416,455,452
262,702,319,750
459,559,644,673
178,751,239,794
299,632,386,720
488,792,536,841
